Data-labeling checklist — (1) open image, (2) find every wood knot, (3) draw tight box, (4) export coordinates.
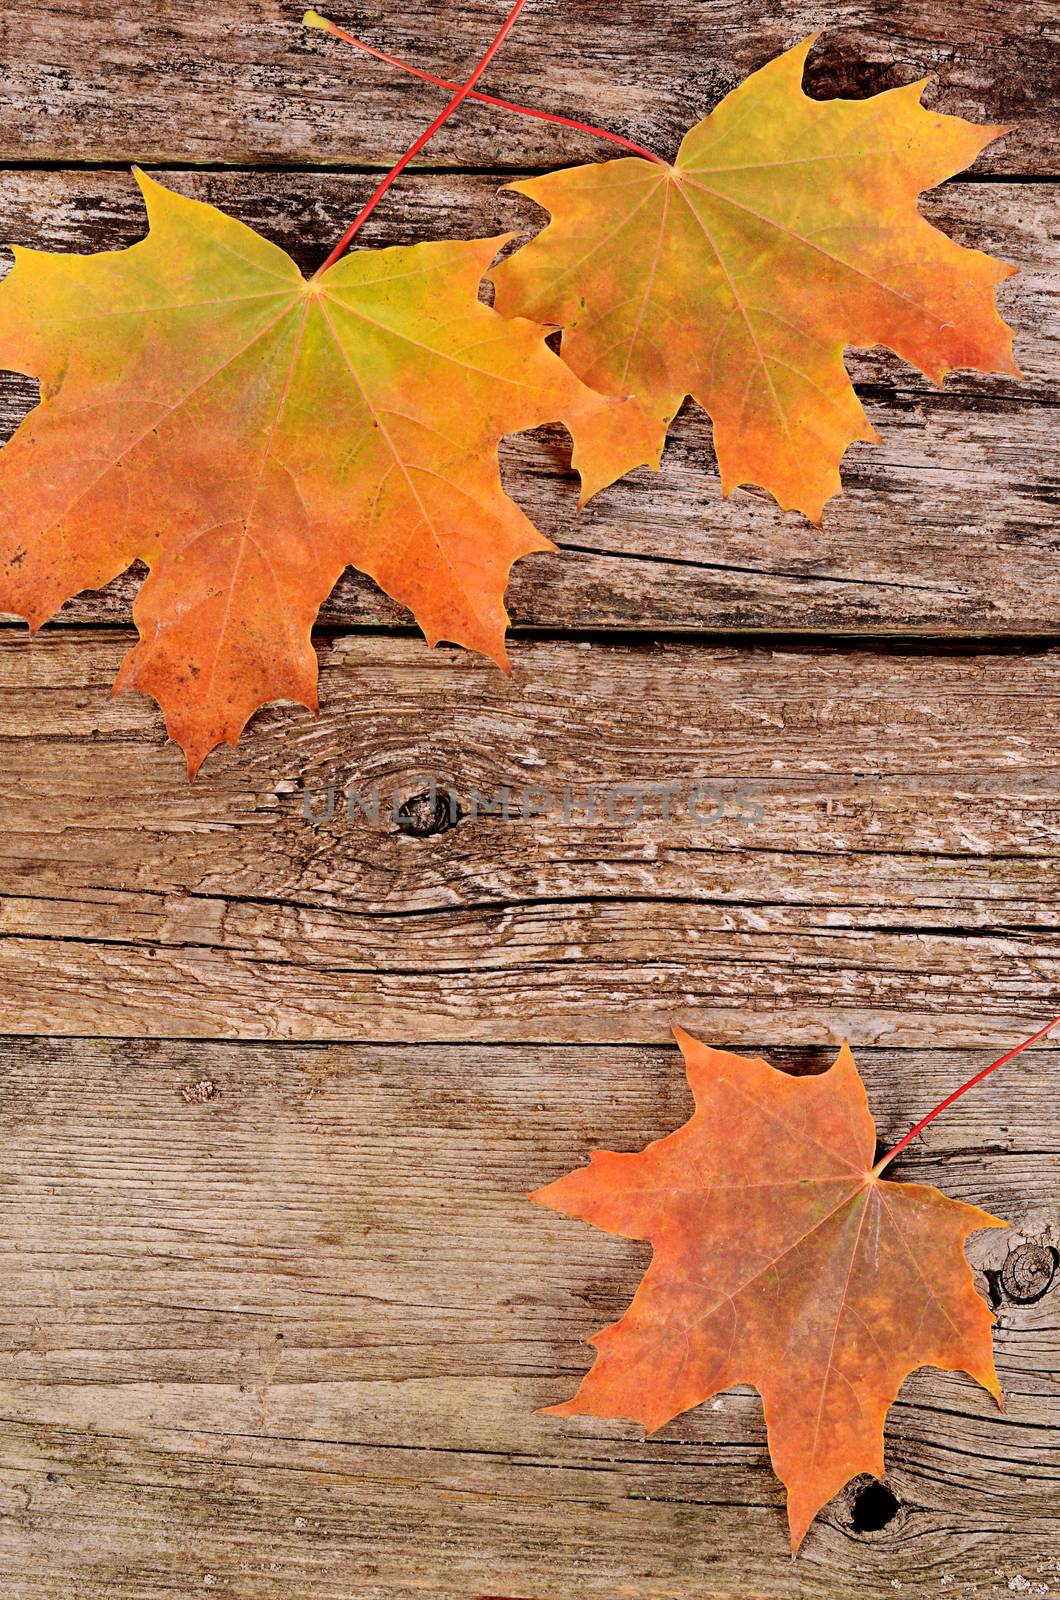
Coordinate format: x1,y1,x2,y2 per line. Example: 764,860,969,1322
395,789,458,838
999,1243,1057,1305
843,1475,902,1537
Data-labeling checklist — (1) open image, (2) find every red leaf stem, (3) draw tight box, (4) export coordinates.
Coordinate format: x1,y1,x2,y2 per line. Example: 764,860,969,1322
873,1014,1060,1173
304,9,665,167
316,0,533,274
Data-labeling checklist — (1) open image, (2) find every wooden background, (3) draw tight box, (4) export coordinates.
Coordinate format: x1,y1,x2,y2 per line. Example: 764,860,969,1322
0,3,1057,1596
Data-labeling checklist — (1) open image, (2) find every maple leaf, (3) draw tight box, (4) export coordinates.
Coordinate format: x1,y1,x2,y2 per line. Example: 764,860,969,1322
491,35,1019,521
0,170,651,774
532,1027,1007,1551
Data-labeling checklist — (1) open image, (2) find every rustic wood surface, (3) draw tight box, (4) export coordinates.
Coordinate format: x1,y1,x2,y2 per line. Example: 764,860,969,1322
0,1040,1057,1600
2,634,1060,1046
1,174,1056,636
0,0,1056,173
0,1,1057,1597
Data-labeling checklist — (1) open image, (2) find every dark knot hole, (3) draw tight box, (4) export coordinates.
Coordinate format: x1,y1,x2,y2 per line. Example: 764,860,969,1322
851,1480,901,1533
395,789,459,838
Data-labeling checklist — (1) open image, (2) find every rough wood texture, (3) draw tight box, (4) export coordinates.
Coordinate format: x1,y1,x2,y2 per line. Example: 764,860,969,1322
1,633,1059,1046
1,172,1056,637
1,1,1057,1595
0,1038,1057,1600
0,0,1055,173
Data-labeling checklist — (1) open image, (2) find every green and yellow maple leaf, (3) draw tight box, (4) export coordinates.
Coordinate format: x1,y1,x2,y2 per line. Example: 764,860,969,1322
0,171,650,773
492,36,1019,521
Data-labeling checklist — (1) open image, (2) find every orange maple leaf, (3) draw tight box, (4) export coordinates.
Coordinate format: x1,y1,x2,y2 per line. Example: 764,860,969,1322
532,1027,1007,1551
0,171,650,774
491,36,1019,521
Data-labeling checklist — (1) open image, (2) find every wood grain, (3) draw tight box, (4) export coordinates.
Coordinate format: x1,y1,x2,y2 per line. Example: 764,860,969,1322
1,2,1057,1593
0,1036,1056,1600
0,0,1055,174
0,632,1058,1046
1,173,1054,639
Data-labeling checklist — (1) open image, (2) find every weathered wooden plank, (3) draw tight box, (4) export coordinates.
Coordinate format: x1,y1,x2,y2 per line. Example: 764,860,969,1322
0,0,1054,174
0,1037,1056,1599
3,6,1056,1597
0,172,1051,400
1,172,1054,637
0,633,1058,1044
